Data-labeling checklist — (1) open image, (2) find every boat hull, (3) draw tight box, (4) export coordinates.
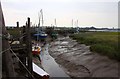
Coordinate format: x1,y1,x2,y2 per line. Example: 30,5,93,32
32,46,41,55
34,33,47,39
32,51,40,55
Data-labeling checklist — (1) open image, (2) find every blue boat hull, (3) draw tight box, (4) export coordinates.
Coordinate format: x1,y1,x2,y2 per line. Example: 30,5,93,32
39,35,47,38
34,34,47,39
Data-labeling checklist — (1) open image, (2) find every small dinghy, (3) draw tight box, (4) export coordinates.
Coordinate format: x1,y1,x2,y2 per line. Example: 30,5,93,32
32,45,41,55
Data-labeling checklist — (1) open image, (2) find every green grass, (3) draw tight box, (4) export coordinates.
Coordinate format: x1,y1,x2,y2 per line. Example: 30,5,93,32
7,28,21,38
70,32,120,61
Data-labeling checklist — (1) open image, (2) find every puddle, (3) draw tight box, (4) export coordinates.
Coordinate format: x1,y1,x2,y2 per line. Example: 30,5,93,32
61,41,68,45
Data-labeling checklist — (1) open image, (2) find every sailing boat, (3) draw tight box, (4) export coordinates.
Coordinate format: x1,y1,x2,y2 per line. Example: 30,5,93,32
32,9,44,55
34,9,47,39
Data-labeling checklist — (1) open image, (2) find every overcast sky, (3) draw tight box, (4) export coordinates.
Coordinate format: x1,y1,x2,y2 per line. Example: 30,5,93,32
1,0,119,28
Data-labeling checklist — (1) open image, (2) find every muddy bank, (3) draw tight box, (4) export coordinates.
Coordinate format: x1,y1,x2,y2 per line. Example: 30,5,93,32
48,36,119,77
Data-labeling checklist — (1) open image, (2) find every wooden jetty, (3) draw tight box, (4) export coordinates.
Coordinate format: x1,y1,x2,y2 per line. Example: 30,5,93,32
1,2,49,79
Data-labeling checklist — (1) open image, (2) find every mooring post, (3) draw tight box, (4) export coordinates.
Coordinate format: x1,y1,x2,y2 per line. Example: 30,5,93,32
16,21,20,41
17,22,19,28
22,26,25,44
26,17,33,79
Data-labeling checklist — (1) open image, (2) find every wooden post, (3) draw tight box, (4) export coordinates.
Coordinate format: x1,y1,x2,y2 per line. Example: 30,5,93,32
26,17,33,78
16,22,19,28
16,22,20,41
22,26,26,44
1,2,15,78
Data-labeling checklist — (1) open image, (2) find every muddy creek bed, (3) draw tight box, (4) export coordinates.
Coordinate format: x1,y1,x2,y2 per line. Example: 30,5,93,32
48,36,119,78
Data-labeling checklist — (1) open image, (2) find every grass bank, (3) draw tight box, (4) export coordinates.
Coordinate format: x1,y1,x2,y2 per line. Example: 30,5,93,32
70,32,120,61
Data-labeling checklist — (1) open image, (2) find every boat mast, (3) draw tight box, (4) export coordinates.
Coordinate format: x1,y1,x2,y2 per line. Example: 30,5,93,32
55,18,57,27
38,9,44,29
40,9,44,27
37,9,44,42
77,20,78,27
38,12,40,28
37,13,40,42
72,19,73,27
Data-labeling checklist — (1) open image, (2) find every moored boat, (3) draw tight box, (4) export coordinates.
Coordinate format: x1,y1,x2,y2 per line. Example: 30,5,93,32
32,45,41,55
34,32,47,39
33,62,49,79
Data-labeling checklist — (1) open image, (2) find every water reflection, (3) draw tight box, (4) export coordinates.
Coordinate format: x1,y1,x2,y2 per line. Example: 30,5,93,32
40,44,70,78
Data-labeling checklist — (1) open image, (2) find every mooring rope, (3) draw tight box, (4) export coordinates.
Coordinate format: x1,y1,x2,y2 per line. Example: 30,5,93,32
0,47,11,54
10,49,35,79
0,47,35,79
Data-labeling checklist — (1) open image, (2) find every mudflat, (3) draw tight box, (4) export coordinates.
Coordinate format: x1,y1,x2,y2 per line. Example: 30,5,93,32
49,36,119,77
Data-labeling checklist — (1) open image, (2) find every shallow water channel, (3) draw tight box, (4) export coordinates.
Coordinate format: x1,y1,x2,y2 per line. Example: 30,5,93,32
40,44,70,78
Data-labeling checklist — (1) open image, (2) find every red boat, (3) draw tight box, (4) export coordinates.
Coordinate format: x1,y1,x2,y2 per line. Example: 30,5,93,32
32,45,41,55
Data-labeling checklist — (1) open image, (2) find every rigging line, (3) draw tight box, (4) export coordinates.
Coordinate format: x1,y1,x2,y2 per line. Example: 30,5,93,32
19,35,26,40
0,47,11,54
12,35,26,40
21,33,26,36
12,34,26,40
9,49,35,79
